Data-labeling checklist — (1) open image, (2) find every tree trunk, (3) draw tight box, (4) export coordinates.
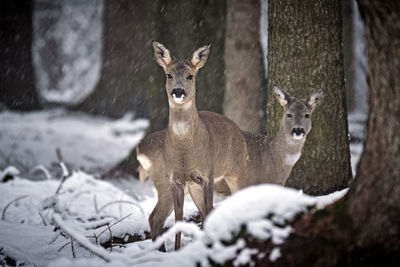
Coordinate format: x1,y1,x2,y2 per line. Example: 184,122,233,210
273,0,400,265
0,0,40,110
223,0,265,133
347,0,400,253
72,0,147,118
267,0,351,195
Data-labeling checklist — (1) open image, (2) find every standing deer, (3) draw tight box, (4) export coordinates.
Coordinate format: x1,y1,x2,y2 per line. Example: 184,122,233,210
137,41,248,250
214,86,324,194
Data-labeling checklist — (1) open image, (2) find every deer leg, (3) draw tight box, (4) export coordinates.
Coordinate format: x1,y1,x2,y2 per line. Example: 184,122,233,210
188,183,207,220
148,190,174,252
171,181,184,250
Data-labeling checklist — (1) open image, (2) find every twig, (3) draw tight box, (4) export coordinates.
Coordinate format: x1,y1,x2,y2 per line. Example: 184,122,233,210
55,148,70,195
57,241,71,253
107,225,113,252
31,164,52,180
48,233,60,245
53,214,111,263
71,237,75,258
38,210,48,226
95,213,133,240
98,200,144,215
2,195,28,220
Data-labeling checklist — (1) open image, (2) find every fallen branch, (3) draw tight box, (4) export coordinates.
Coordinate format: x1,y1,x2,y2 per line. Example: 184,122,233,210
2,195,28,220
53,214,111,263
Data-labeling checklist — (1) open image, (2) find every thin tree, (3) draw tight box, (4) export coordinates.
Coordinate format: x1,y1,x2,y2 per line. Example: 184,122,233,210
223,0,265,133
267,0,351,195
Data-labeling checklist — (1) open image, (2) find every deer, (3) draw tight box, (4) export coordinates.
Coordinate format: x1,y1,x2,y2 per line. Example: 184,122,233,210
137,41,248,250
214,86,324,194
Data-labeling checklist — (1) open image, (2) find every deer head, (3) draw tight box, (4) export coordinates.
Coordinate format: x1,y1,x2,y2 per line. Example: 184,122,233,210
152,41,211,107
274,86,324,141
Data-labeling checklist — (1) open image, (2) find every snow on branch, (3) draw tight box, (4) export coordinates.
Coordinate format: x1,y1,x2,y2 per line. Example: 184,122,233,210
52,213,112,263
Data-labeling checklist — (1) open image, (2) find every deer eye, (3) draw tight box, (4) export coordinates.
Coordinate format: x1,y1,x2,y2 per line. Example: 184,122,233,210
305,114,310,118
167,74,173,80
187,75,193,80
286,114,293,118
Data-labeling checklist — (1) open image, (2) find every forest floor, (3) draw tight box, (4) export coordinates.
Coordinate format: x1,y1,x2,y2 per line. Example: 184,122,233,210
0,109,364,267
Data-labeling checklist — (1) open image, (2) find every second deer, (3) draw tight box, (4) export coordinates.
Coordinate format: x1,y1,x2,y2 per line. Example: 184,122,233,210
137,42,248,250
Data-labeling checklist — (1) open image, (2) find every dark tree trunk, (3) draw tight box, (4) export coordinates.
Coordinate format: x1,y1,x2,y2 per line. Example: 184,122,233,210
223,0,265,133
271,0,400,265
73,0,147,118
267,0,352,195
0,0,40,110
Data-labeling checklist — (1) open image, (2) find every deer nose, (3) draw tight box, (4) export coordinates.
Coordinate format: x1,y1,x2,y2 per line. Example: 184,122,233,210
291,128,305,136
171,88,186,99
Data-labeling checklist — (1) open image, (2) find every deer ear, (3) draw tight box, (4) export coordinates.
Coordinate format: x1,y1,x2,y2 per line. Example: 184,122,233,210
307,89,324,111
191,44,211,70
152,41,172,69
273,86,290,107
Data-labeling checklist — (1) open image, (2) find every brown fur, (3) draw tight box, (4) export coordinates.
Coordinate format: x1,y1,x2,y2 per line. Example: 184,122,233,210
137,42,248,250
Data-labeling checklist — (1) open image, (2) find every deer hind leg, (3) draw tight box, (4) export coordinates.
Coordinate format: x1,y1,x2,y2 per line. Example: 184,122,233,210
148,190,173,251
171,179,185,250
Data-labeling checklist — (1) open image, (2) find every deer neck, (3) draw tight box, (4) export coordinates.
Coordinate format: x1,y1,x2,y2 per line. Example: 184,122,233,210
167,99,200,138
271,126,305,168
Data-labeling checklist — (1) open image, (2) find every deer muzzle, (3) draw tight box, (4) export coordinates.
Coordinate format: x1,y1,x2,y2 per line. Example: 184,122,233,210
171,88,186,102
291,128,305,139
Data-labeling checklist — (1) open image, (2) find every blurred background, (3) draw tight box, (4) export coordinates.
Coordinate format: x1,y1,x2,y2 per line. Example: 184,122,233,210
0,0,367,181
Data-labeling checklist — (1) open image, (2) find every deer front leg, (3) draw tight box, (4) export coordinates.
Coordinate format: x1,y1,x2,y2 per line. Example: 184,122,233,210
171,179,185,250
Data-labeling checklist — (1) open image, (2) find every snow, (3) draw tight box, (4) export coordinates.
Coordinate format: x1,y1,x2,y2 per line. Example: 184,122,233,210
0,109,148,178
0,104,363,266
0,169,348,267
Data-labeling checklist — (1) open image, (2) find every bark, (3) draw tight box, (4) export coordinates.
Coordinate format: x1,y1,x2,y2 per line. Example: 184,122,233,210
73,0,147,118
0,0,40,110
270,0,400,265
267,0,352,195
223,0,265,133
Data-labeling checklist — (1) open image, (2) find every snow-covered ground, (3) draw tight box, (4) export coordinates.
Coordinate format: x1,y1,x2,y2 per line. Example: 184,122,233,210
0,109,363,266
0,109,148,179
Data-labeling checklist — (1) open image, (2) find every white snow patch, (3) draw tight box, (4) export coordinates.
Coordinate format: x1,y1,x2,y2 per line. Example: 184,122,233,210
269,247,281,262
0,110,148,177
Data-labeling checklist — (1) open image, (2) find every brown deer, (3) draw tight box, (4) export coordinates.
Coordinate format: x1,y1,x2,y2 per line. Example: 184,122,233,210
137,41,248,250
214,86,324,194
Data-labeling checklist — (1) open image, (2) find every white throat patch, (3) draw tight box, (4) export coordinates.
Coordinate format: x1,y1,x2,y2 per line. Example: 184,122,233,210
285,152,301,166
137,154,152,170
173,121,189,136
169,100,192,110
